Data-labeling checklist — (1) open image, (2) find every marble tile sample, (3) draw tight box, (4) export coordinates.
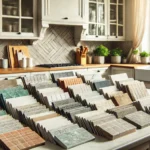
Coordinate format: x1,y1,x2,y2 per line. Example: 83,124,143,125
112,93,133,106
0,127,45,150
109,73,128,85
54,127,95,149
95,119,136,140
107,104,137,118
93,80,112,91
124,111,150,129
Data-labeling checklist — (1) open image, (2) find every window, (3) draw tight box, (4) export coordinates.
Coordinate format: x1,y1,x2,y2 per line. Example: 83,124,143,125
141,1,150,52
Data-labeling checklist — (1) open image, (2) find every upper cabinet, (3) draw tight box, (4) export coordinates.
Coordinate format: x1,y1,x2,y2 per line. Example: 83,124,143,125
42,0,88,26
0,0,38,39
81,0,125,41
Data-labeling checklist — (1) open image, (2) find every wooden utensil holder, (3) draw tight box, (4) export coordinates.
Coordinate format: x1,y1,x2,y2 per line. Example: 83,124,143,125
76,52,86,65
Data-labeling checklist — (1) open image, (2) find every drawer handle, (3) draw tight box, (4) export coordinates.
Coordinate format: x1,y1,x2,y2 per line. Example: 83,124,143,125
17,32,21,34
62,17,68,20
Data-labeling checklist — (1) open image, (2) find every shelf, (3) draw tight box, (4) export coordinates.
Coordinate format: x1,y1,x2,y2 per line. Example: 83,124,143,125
2,15,19,19
21,16,34,19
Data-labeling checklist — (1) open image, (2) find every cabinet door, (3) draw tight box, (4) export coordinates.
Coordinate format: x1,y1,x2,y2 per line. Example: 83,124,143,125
42,0,87,25
0,0,37,39
108,0,125,40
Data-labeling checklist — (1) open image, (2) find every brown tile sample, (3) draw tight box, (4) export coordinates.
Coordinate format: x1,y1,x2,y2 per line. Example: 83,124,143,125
95,119,136,140
0,127,45,150
124,111,150,129
0,79,18,89
113,93,133,106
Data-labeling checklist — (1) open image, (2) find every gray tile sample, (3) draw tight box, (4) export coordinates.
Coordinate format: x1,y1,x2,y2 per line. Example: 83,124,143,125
93,80,112,91
107,104,137,118
124,111,150,129
52,71,74,82
54,127,95,149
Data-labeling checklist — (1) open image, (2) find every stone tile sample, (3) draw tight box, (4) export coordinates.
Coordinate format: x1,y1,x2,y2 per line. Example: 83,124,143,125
0,79,18,89
112,93,133,106
116,78,134,90
0,115,24,134
75,111,116,134
109,73,128,85
124,111,150,129
95,119,136,140
68,83,92,97
127,82,149,101
0,127,45,150
107,104,137,118
51,71,74,82
137,96,150,113
54,127,95,149
0,110,7,116
93,80,112,91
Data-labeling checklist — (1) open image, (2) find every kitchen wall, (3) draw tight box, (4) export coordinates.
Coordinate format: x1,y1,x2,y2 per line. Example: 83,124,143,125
0,25,132,65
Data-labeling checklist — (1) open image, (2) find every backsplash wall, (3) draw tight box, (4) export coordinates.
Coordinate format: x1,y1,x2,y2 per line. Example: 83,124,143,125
0,25,132,65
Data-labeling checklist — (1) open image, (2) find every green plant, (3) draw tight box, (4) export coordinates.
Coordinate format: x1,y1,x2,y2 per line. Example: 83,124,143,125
110,48,122,56
132,49,139,55
94,45,110,56
140,51,150,57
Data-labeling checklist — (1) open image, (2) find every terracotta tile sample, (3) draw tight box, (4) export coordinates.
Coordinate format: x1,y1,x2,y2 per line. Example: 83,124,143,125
0,127,45,150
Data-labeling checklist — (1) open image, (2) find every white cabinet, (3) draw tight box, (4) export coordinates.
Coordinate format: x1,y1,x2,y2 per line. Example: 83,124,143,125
111,67,135,78
42,0,88,25
81,0,125,41
0,0,38,39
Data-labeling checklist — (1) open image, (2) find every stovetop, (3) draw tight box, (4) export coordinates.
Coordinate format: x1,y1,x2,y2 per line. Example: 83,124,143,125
36,63,81,68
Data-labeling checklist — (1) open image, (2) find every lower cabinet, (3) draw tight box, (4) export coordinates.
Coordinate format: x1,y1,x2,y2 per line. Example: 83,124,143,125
111,67,135,78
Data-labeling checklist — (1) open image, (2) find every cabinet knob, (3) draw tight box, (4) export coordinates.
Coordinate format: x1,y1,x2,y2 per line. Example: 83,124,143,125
95,35,98,38
17,32,21,35
116,36,118,38
62,17,68,20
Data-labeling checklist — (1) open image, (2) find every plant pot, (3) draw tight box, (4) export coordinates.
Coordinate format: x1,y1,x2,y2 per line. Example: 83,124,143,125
141,57,149,64
94,56,105,64
111,56,121,64
122,58,127,64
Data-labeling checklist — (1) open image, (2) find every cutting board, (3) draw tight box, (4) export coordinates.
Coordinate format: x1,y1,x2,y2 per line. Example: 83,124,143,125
7,46,30,68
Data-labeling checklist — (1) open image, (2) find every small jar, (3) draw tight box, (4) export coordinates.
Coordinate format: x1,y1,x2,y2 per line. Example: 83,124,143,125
22,58,27,68
2,59,8,69
6,6,12,15
12,22,18,32
27,58,33,68
12,8,18,16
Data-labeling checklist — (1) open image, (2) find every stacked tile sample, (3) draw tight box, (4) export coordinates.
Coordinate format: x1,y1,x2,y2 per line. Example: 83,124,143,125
127,82,149,101
58,77,83,92
137,96,150,113
92,80,112,91
68,83,92,97
109,73,129,85
51,71,74,82
75,110,136,140
124,111,150,129
0,79,18,90
112,93,133,106
99,85,123,99
0,86,29,109
0,127,45,150
107,104,137,118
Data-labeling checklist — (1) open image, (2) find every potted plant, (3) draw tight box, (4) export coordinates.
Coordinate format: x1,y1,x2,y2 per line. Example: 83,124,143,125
94,45,110,64
140,51,150,64
132,49,139,63
110,48,122,64
122,55,127,64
